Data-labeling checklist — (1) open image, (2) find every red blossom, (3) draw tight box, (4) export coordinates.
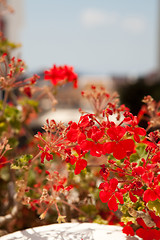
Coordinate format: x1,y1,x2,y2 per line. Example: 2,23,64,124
99,190,112,203
108,195,118,211
132,166,145,176
149,211,160,228
74,158,87,175
115,192,124,204
90,126,104,142
79,115,91,128
143,189,158,203
136,228,160,240
151,151,160,163
66,122,86,143
38,145,53,163
126,125,146,142
0,156,7,169
122,225,135,236
107,125,126,141
44,64,78,88
103,138,134,160
129,191,138,203
137,105,147,123
99,165,109,181
99,178,123,211
23,86,32,97
102,125,135,159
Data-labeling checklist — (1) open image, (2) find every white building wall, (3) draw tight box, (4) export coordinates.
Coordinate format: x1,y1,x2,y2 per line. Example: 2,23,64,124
5,0,24,57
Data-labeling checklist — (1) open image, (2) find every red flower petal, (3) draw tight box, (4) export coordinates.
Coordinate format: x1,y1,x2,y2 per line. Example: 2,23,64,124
45,152,53,161
90,142,103,157
74,159,87,175
67,128,78,142
113,141,127,160
143,189,158,203
77,132,86,144
132,166,145,176
129,191,138,203
110,178,118,191
41,152,45,163
0,156,7,169
122,139,135,152
134,133,140,142
108,195,118,211
136,228,160,240
115,192,124,204
135,127,146,136
103,142,116,155
99,190,112,203
107,126,126,141
122,225,135,236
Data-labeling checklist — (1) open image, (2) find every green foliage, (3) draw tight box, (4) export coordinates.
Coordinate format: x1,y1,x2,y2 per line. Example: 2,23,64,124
27,170,36,187
93,216,108,225
130,143,148,164
0,38,21,56
0,121,7,135
129,153,140,163
0,103,22,136
8,137,19,149
19,98,39,112
136,143,147,158
11,154,32,169
147,199,160,216
81,204,97,216
121,216,136,225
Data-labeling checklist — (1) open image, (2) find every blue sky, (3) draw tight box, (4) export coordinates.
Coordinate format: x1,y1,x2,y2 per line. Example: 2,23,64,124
20,0,158,76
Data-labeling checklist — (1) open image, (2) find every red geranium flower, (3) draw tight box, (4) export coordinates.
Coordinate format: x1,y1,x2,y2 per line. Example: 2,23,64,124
38,145,53,163
44,64,78,88
74,158,87,175
122,225,135,236
103,125,135,160
136,228,160,240
0,156,7,169
99,178,124,211
143,188,159,203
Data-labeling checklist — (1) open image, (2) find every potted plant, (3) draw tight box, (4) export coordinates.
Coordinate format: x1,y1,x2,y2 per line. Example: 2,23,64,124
1,3,160,240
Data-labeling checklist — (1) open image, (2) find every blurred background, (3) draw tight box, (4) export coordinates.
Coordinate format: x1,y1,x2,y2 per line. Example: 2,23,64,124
1,0,160,126
0,0,160,234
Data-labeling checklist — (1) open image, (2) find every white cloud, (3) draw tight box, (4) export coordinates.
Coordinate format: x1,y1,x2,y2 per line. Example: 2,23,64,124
122,16,146,34
81,9,118,27
80,9,147,35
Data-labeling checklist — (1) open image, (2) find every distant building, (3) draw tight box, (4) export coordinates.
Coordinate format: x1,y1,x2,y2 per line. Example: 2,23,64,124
0,0,24,56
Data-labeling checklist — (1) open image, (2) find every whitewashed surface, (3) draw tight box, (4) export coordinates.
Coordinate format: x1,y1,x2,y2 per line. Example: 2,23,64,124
0,223,141,240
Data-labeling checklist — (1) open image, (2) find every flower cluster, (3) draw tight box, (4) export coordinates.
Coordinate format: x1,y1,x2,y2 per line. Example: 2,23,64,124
44,64,78,88
1,54,160,239
29,85,160,239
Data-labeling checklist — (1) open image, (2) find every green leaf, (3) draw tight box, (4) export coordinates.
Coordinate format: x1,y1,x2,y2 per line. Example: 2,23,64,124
81,204,97,215
0,121,7,135
129,153,139,162
4,105,21,121
10,119,21,131
26,99,39,111
57,215,66,223
93,216,108,225
4,105,21,132
11,154,33,169
147,199,160,216
136,143,147,158
8,138,18,148
19,99,39,112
